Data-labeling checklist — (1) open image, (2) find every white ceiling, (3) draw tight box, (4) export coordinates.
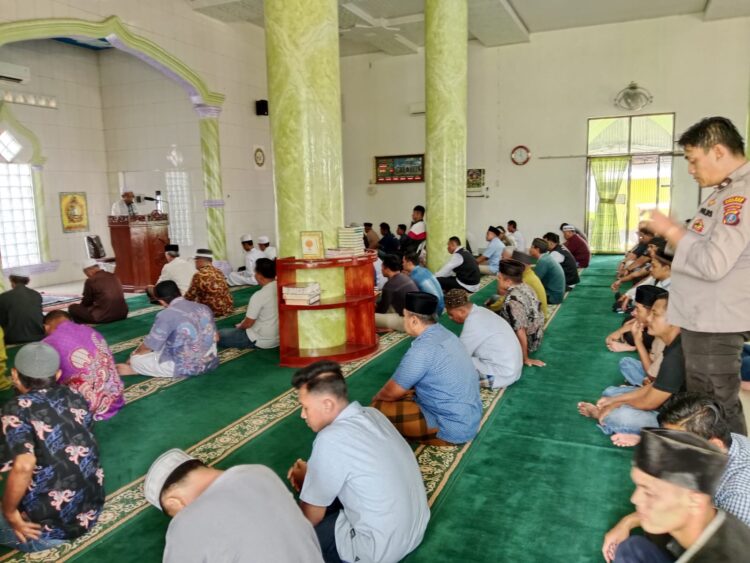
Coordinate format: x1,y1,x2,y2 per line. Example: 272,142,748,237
187,0,750,57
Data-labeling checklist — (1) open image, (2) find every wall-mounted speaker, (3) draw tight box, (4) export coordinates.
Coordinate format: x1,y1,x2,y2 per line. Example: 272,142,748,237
255,99,268,116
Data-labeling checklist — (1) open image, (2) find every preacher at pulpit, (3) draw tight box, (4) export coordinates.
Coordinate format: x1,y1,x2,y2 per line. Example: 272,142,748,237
111,190,138,216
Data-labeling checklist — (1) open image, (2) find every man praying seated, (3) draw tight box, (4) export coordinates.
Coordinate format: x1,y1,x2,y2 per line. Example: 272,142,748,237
0,275,44,344
218,258,278,349
374,254,418,332
0,343,104,553
68,260,129,324
487,249,548,321
258,235,277,260
287,361,429,563
578,292,684,447
183,249,234,317
602,393,750,563
372,292,482,445
528,238,565,304
496,259,546,367
435,236,481,293
402,253,444,315
144,449,323,563
604,428,750,563
606,285,666,356
147,244,195,301
543,232,580,288
476,226,506,275
614,246,671,313
0,327,7,391
42,310,124,421
561,223,591,267
227,234,265,286
445,289,522,389
117,281,219,378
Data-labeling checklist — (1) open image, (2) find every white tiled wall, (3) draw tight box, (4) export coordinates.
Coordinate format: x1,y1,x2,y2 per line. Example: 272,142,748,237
0,0,274,286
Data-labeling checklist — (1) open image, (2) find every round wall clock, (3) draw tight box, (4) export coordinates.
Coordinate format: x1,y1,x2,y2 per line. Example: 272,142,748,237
254,147,266,167
510,145,531,166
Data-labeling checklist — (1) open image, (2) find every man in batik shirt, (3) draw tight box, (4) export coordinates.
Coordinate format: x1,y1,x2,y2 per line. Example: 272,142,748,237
496,259,545,367
184,249,234,318
42,310,124,421
118,281,219,378
0,343,104,552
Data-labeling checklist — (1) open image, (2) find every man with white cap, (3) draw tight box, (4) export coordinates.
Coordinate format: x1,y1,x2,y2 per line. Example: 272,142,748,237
68,259,128,324
0,343,104,552
561,223,591,267
110,190,138,216
258,235,277,260
184,249,234,317
227,234,265,286
144,448,323,563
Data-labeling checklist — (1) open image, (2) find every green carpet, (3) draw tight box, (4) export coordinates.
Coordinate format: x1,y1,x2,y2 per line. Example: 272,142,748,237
0,262,637,562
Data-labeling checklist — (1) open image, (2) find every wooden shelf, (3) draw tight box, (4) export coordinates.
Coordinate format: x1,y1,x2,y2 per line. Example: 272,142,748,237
279,342,379,368
280,294,376,310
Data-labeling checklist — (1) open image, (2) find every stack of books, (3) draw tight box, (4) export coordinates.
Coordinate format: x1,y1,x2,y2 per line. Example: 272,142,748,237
282,282,321,305
325,227,366,258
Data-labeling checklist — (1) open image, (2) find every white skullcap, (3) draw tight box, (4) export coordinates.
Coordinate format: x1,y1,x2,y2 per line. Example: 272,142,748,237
240,234,253,243
258,236,270,244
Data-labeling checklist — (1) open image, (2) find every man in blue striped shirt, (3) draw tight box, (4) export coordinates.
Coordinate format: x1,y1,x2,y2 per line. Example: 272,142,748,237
402,254,444,316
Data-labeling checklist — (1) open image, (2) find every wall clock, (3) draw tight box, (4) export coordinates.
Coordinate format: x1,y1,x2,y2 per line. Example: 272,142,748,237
510,145,531,166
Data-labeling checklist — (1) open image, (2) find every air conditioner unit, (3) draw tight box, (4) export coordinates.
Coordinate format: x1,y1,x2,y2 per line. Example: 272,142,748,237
408,102,425,116
0,62,30,84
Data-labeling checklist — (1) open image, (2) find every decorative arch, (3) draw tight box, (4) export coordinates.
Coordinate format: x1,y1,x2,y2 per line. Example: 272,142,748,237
0,101,46,166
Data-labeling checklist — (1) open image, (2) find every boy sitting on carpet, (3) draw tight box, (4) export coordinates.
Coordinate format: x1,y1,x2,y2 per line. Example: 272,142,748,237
288,360,429,563
0,343,104,553
605,285,667,354
578,292,685,447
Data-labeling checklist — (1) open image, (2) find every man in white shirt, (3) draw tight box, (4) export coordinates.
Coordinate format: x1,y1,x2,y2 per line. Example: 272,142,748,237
258,235,277,260
445,288,523,389
507,220,526,252
435,236,481,292
227,234,265,286
287,361,429,563
110,191,138,216
218,258,279,349
147,244,195,300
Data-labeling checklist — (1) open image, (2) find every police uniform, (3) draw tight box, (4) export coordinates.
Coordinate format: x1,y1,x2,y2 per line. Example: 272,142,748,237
669,161,750,435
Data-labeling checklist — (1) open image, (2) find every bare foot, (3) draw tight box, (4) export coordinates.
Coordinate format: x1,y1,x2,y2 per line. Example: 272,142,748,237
742,381,750,392
611,433,642,448
116,363,138,376
607,341,636,353
577,402,600,418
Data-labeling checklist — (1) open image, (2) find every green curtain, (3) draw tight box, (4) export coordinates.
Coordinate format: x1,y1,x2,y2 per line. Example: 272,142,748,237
590,156,629,252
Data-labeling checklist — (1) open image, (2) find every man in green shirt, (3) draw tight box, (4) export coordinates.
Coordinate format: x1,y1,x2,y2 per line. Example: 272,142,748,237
529,238,565,304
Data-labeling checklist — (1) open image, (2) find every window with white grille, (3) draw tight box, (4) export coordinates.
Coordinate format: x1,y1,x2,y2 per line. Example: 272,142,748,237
0,130,22,162
0,162,41,268
164,170,193,246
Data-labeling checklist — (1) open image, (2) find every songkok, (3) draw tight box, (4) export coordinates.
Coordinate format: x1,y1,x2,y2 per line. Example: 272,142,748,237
488,226,501,236
562,225,576,232
258,236,270,245
165,244,179,252
195,248,213,259
532,238,549,252
404,292,438,316
634,428,727,496
14,342,60,379
240,234,253,243
650,236,667,249
652,248,673,265
444,288,470,309
144,449,196,510
511,250,533,265
363,222,373,228
634,285,668,307
499,259,524,279
81,258,99,270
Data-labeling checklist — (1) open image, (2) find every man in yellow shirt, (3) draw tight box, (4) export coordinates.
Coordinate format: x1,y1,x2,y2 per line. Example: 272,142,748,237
487,250,548,320
0,326,8,390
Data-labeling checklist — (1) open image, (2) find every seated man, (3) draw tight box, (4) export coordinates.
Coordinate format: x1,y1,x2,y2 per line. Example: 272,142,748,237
506,220,526,254
144,449,323,563
288,360,429,563
42,310,125,421
117,281,219,378
543,232,580,288
578,293,683,447
487,249,549,321
228,234,265,286
68,260,129,324
397,223,409,251
0,343,104,553
147,244,195,300
375,254,418,331
363,222,380,250
218,258,279,349
402,205,427,257
0,275,44,344
602,393,750,562
607,428,750,563
0,327,7,390
372,292,482,445
378,222,400,255
613,246,671,313
402,253,444,315
435,236,481,293
561,224,591,267
445,289,522,389
476,226,506,275
616,224,654,278
528,238,565,304
258,235,277,260
496,259,546,367
606,285,666,354
184,249,234,317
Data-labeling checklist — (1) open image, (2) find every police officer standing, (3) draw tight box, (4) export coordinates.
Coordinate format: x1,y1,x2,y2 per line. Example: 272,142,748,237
649,116,750,435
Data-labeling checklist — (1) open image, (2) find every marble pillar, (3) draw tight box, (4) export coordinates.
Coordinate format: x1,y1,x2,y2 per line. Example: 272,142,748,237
197,107,228,262
424,0,468,272
31,165,49,262
265,0,346,349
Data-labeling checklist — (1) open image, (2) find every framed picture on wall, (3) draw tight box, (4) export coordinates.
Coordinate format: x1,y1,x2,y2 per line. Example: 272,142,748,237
374,154,424,183
300,231,324,259
59,192,89,233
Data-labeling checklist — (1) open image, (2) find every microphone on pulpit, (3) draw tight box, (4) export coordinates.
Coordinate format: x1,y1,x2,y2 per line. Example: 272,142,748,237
143,191,167,213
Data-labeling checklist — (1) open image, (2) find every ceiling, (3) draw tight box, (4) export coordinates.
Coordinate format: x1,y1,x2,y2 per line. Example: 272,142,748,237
187,0,750,57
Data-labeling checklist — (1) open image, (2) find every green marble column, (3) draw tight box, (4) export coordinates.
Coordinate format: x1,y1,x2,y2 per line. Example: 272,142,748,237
265,0,346,349
424,0,468,272
31,165,50,262
197,108,228,261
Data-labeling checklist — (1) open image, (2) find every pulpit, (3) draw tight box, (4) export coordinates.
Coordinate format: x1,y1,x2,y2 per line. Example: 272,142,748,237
108,214,169,292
